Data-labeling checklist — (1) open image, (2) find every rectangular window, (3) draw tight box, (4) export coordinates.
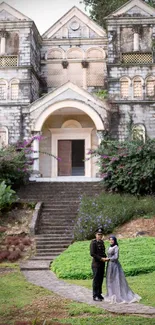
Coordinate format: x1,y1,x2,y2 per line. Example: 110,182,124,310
146,81,155,97
134,81,142,98
120,81,129,98
0,85,6,99
11,84,19,100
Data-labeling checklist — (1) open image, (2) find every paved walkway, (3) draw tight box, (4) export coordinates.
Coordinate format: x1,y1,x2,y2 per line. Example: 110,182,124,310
21,261,155,317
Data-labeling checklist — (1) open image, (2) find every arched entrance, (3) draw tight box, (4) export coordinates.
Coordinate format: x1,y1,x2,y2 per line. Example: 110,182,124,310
30,95,106,179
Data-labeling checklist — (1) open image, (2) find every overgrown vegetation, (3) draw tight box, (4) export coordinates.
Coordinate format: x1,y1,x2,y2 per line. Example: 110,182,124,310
51,237,155,279
74,192,155,240
0,142,33,189
88,139,155,195
0,181,18,212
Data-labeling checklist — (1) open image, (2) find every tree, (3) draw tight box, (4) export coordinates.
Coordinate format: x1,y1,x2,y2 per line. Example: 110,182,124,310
82,0,155,28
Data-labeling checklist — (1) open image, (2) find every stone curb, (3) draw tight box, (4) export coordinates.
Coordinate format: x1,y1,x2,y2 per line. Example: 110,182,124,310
30,202,43,235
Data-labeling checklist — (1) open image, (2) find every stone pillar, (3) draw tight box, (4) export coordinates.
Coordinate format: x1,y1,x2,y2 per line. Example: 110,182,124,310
96,130,104,145
133,26,140,52
81,61,89,89
33,138,39,171
133,33,139,52
0,31,8,55
83,68,87,89
32,134,40,177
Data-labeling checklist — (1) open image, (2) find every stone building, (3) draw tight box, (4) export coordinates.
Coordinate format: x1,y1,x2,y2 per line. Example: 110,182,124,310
0,0,155,179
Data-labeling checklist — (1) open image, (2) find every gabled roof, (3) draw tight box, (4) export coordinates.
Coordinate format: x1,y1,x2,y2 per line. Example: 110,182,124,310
0,1,31,21
30,81,107,113
42,6,106,38
106,0,155,18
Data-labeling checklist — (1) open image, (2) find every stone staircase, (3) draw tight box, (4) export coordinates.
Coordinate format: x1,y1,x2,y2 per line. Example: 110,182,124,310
18,182,102,264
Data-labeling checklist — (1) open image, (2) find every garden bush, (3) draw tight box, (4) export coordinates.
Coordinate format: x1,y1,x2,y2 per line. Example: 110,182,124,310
0,181,18,211
74,192,155,240
0,142,33,188
0,135,60,189
88,138,155,195
51,237,155,279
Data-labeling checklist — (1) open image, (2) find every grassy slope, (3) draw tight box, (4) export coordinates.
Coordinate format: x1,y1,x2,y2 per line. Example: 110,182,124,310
51,237,155,279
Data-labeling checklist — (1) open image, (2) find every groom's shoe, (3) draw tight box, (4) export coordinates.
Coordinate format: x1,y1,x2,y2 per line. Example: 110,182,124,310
93,296,102,301
99,295,104,300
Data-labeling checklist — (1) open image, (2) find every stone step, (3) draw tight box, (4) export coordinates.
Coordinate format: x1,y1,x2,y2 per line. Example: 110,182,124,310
35,251,61,256
41,210,78,214
40,214,76,223
20,260,51,271
35,235,72,239
40,222,75,226
36,243,69,249
39,228,73,232
30,256,55,261
35,234,72,239
37,247,66,252
18,181,102,259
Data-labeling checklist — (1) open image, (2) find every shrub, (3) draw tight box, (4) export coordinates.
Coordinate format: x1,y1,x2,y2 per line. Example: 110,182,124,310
88,138,155,195
0,143,33,188
0,135,60,189
0,181,18,212
7,251,21,262
74,193,155,240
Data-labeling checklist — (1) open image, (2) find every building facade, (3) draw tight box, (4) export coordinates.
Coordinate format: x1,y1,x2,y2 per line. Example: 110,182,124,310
0,0,155,179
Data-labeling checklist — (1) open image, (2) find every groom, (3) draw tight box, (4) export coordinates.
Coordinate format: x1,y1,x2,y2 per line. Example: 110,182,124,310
90,227,107,301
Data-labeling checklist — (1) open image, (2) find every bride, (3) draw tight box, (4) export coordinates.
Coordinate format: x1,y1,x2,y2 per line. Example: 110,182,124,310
104,235,141,304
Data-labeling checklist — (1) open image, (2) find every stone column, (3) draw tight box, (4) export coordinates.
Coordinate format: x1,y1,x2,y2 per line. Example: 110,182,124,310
134,33,139,51
133,26,140,52
96,130,104,145
0,30,8,55
32,134,40,176
81,61,89,89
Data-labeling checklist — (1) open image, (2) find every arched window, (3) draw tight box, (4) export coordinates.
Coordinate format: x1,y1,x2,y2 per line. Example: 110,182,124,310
0,79,7,100
132,124,145,142
86,48,105,59
133,77,143,98
120,77,130,98
146,76,155,97
67,48,83,59
61,120,82,128
10,79,19,100
47,48,64,60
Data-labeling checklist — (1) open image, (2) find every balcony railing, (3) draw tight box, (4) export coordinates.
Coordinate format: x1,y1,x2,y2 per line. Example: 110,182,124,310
0,55,18,67
121,53,152,64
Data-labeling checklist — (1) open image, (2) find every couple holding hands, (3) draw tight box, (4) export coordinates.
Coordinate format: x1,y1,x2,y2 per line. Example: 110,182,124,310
90,227,141,304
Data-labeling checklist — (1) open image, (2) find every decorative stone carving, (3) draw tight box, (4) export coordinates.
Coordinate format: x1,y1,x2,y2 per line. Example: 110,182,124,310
70,20,80,31
62,60,69,69
81,60,89,68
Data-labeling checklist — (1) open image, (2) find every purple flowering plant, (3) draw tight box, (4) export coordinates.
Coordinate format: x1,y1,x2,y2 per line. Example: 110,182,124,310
74,191,155,241
86,138,155,195
0,135,60,188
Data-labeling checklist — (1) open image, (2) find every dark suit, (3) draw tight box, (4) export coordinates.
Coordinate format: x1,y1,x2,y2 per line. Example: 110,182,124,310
90,239,106,298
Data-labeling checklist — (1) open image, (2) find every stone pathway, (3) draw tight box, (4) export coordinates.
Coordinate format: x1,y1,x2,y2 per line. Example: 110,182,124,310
21,261,155,317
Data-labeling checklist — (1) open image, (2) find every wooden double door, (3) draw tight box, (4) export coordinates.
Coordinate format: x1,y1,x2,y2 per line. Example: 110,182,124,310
58,140,85,176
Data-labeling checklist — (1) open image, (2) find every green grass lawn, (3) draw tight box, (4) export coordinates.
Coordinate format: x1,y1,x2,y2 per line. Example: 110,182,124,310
51,237,155,279
0,263,155,325
0,264,53,317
